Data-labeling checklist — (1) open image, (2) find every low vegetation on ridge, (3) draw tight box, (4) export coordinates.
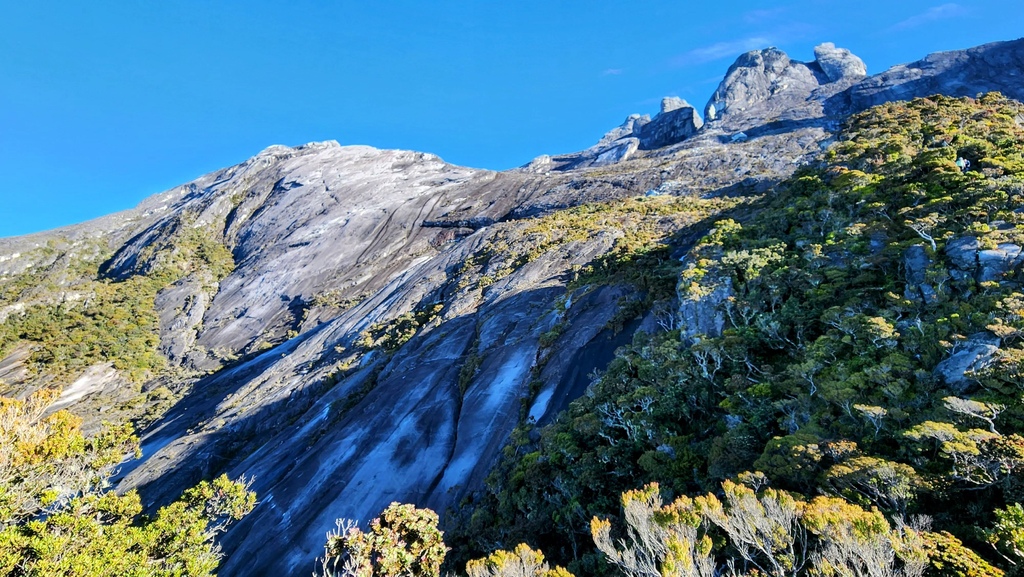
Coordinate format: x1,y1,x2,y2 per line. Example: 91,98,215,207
6,93,1024,577
0,215,233,393
320,94,1024,577
0,389,255,575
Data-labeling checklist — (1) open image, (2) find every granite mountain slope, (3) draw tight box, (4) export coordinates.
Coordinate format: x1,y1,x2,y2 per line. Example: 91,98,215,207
455,91,1024,575
0,38,1022,575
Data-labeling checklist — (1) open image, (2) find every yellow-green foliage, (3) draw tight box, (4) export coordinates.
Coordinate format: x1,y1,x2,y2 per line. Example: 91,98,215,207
317,503,448,577
920,531,1004,577
459,194,742,300
0,475,256,577
467,543,574,577
310,289,366,311
834,92,1024,178
0,389,138,524
359,303,444,352
0,268,52,309
316,504,571,577
454,94,1024,575
133,218,236,286
518,195,730,260
591,480,924,577
0,239,110,308
0,275,166,382
984,503,1024,567
0,390,255,576
0,215,235,384
458,349,483,395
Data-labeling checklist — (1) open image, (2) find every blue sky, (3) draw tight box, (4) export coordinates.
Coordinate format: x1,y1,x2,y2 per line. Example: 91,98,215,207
1,1,1021,238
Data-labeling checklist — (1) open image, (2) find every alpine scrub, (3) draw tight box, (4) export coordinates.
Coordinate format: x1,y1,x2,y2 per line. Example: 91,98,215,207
439,94,1024,576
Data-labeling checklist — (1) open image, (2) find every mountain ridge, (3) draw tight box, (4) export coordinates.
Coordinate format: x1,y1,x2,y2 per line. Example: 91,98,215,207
1,37,1023,576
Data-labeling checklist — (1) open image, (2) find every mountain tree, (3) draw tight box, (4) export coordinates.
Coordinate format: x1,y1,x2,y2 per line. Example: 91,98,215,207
0,389,255,576
317,503,448,577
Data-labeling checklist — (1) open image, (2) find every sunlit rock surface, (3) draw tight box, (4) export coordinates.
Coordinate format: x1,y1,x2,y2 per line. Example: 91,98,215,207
0,37,1022,576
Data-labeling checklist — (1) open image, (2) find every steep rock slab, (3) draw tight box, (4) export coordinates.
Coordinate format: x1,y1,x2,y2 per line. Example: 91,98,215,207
16,37,1024,577
702,42,866,133
97,141,631,375
121,209,648,576
813,42,867,83
103,143,496,369
219,317,475,576
637,100,704,150
704,46,825,127
829,38,1024,116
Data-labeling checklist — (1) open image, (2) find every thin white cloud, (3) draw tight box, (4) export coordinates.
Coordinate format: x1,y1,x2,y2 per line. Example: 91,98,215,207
743,7,787,24
671,36,772,67
889,3,967,30
602,68,624,76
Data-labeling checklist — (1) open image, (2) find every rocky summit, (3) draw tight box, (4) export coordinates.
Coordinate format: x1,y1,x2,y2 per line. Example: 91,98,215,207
2,38,1024,576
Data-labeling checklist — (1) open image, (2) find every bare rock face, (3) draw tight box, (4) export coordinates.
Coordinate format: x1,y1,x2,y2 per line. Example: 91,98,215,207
828,38,1024,116
3,36,1024,577
562,101,705,170
946,236,982,270
935,333,1001,392
946,235,1024,283
814,42,867,83
903,244,938,303
979,244,1024,282
597,114,651,148
661,96,690,113
591,137,640,167
638,104,704,150
555,114,651,168
677,278,732,341
102,141,644,373
155,275,211,365
48,363,126,414
703,47,825,127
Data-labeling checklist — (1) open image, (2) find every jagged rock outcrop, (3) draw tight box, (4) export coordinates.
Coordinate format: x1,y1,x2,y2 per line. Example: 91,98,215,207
702,42,868,132
935,333,1002,392
541,39,1024,173
660,96,689,113
704,47,823,124
946,235,1024,283
813,42,867,82
828,38,1024,116
556,97,705,169
561,114,650,168
3,37,1024,577
637,99,703,149
904,244,938,303
601,113,650,143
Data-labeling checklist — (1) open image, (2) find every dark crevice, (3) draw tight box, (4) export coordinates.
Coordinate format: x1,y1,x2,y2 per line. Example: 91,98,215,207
422,321,480,498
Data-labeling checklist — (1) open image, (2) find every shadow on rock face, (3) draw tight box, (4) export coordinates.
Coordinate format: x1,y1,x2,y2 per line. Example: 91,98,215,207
825,38,1024,117
122,277,660,577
